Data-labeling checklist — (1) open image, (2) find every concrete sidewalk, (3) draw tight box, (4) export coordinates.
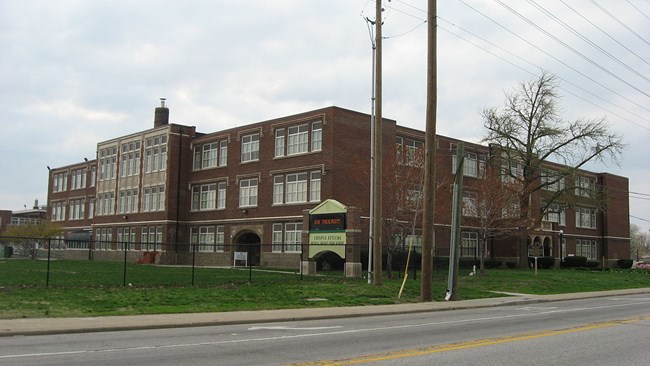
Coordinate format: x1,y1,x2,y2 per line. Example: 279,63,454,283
2,288,649,337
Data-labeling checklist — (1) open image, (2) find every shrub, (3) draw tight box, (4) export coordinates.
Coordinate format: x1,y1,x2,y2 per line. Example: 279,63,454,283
483,259,503,269
617,259,633,269
505,261,517,269
563,256,588,268
459,258,480,270
585,260,600,269
537,256,556,269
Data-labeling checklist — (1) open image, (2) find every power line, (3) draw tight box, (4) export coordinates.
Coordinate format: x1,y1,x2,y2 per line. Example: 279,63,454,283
625,0,650,21
588,0,650,47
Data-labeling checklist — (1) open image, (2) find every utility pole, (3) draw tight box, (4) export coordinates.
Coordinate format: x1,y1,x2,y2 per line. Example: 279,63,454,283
420,0,437,301
372,0,383,286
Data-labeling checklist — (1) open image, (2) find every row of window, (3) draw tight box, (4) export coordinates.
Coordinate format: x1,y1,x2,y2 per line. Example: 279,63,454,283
98,134,168,182
460,232,598,260
53,168,97,192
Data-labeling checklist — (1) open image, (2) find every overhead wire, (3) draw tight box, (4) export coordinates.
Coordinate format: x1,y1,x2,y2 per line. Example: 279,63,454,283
588,0,650,47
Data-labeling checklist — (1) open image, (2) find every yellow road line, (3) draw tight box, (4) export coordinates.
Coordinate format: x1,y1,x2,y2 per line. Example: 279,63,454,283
290,315,650,366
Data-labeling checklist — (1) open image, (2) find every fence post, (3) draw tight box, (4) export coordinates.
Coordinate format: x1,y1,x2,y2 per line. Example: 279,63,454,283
46,237,52,287
191,242,196,286
123,241,128,287
248,243,252,284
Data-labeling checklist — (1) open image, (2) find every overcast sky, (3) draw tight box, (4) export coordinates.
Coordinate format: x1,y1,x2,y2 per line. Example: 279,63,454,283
1,0,648,232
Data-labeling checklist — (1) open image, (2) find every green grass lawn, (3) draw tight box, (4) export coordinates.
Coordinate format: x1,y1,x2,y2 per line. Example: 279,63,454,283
1,259,649,319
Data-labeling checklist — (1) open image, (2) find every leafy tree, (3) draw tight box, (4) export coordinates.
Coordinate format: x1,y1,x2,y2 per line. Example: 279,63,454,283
482,72,625,264
1,222,62,259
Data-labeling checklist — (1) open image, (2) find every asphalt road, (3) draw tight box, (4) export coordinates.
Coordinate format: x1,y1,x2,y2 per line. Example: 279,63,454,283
1,294,649,365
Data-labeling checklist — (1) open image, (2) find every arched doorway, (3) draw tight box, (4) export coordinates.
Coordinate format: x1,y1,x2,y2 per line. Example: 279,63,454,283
543,236,552,257
233,231,261,266
313,250,344,271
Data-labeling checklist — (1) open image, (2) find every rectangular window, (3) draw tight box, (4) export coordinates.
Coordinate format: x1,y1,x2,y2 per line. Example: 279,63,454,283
286,173,308,203
461,231,478,257
120,141,141,177
287,124,309,155
542,169,565,191
53,172,69,192
71,169,87,190
141,226,164,251
311,121,322,151
68,199,85,220
275,128,285,157
202,142,218,169
90,167,96,187
272,223,283,252
575,176,596,197
51,201,66,221
576,239,597,260
575,207,597,229
219,140,228,166
217,182,227,209
501,158,524,183
310,171,321,202
144,134,167,173
239,178,258,207
273,175,284,205
191,183,218,211
99,146,117,181
462,191,477,217
543,203,566,226
97,192,115,215
190,226,225,253
284,223,302,252
88,199,95,219
118,189,138,214
241,133,260,162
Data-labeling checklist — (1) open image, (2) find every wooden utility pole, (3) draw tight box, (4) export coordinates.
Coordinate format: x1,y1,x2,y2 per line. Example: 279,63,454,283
372,0,383,286
420,0,437,301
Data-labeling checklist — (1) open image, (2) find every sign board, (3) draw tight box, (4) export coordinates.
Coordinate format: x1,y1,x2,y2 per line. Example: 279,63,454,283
309,213,346,231
528,244,543,258
233,251,248,267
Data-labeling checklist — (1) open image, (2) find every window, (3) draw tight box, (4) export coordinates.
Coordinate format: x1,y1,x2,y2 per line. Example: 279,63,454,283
190,226,225,252
68,199,85,220
118,189,139,214
272,223,283,252
501,158,524,183
575,207,597,229
239,178,258,207
543,203,566,226
287,124,309,155
95,228,112,250
116,227,136,250
90,167,96,187
217,182,227,209
71,169,87,190
141,226,163,251
273,176,284,205
51,201,66,221
311,121,322,151
99,146,117,181
97,192,115,215
310,171,321,202
451,149,486,177
241,133,259,162
273,171,321,205
576,239,597,260
542,169,565,191
120,141,141,177
275,128,285,157
53,172,68,192
462,191,477,217
275,120,322,157
144,134,167,173
286,173,308,203
575,176,596,197
193,140,228,170
142,185,165,212
461,231,479,257
88,199,95,219
396,137,423,166
191,183,218,211
284,223,302,252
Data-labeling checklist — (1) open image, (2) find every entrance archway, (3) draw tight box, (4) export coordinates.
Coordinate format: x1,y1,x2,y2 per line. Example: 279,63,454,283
313,250,344,271
233,231,261,266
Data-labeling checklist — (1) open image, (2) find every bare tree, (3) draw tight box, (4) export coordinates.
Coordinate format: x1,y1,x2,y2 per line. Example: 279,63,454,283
630,224,650,260
482,72,625,264
463,165,532,274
